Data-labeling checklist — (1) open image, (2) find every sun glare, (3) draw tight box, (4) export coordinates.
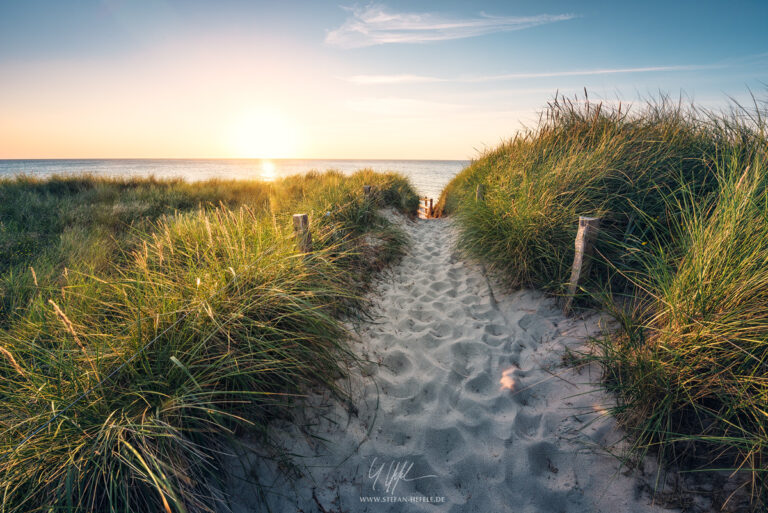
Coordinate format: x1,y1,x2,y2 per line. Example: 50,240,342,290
260,159,277,180
228,109,300,159
499,367,516,391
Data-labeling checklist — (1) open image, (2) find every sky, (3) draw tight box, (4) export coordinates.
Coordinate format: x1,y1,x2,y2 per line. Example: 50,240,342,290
1,0,767,160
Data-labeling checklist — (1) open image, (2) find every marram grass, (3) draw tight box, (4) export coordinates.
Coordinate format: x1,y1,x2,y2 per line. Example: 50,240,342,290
596,151,768,510
0,170,418,512
442,93,768,510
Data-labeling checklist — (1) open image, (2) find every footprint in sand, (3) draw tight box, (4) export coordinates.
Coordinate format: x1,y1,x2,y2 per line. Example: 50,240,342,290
519,313,559,343
381,349,413,376
407,307,435,323
234,216,676,513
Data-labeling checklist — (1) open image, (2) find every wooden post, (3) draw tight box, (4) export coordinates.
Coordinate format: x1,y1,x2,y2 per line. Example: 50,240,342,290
292,213,313,254
476,184,485,202
363,185,371,196
429,198,434,217
563,216,601,314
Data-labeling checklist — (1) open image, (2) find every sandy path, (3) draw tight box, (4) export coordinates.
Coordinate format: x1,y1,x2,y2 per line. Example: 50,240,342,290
226,216,671,513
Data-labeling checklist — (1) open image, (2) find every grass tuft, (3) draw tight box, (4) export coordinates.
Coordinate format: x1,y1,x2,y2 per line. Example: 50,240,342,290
0,169,418,512
442,92,768,509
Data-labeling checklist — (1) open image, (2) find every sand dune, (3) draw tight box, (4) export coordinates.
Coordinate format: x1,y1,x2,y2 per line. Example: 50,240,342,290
225,215,673,512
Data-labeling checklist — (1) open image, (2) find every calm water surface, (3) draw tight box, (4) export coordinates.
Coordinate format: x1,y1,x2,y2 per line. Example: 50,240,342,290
0,159,469,200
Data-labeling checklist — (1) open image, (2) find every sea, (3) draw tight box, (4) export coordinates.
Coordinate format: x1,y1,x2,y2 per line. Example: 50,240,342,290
0,159,469,201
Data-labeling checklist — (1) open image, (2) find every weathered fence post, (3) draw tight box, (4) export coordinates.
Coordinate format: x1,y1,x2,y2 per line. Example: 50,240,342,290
292,213,313,254
429,198,434,217
363,185,371,196
476,184,485,202
563,216,601,314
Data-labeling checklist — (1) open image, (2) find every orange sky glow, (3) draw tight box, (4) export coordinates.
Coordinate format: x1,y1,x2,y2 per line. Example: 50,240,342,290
2,2,765,160
0,34,522,160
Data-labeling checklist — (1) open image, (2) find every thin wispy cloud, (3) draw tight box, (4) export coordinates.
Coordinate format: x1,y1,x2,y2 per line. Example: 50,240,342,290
326,4,575,48
346,97,469,116
347,64,719,84
346,96,534,123
348,74,443,85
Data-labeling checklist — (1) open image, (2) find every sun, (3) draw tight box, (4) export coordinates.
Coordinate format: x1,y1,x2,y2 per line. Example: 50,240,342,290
260,159,276,180
228,109,300,159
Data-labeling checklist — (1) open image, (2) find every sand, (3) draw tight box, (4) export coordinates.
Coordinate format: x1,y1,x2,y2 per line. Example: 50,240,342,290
224,215,674,512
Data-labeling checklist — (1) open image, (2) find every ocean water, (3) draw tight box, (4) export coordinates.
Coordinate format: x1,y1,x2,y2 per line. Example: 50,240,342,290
0,159,469,200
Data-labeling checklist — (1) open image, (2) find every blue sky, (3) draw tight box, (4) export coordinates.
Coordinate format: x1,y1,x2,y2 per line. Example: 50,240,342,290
1,0,767,159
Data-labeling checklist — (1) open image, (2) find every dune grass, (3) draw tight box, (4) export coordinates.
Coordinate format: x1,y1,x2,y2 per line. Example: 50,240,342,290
596,150,768,508
0,170,418,512
440,93,768,509
437,94,730,293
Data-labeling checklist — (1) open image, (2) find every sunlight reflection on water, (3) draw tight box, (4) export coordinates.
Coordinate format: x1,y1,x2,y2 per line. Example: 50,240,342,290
0,159,469,199
260,159,277,180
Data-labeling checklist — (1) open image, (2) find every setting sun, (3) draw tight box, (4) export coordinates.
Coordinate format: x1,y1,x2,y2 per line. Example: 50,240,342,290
260,159,276,180
228,109,300,159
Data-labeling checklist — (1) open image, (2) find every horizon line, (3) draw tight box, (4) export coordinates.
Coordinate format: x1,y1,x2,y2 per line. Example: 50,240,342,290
0,156,474,162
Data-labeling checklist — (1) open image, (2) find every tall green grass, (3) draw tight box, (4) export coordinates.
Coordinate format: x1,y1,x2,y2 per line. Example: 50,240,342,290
441,94,768,509
438,95,728,294
0,170,418,512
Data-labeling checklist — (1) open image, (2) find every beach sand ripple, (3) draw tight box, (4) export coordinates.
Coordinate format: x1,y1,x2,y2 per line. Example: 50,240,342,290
224,215,674,513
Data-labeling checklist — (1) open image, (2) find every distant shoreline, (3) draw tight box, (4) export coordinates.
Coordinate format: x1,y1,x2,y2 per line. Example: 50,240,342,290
0,158,468,200
0,158,471,163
